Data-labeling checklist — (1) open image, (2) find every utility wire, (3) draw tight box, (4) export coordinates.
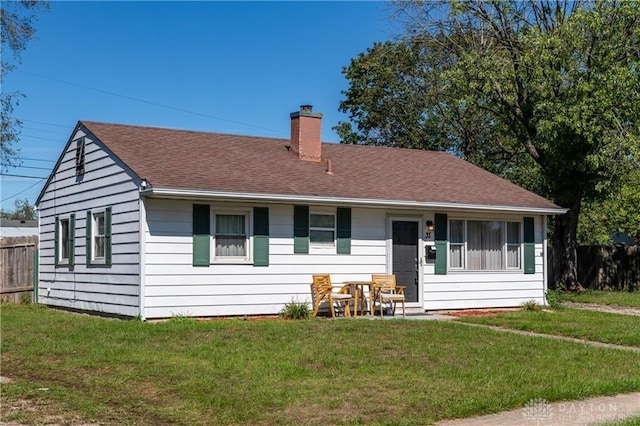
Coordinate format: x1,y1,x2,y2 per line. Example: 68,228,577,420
1,173,48,179
19,118,70,128
1,178,46,203
17,69,280,133
18,157,56,163
22,134,65,142
12,165,52,171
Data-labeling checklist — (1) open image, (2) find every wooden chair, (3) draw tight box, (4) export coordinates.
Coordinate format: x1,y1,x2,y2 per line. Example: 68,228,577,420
311,274,352,318
371,274,405,318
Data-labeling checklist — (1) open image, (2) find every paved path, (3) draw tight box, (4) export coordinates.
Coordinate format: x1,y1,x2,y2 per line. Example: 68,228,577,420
435,392,640,425
563,302,640,317
458,321,640,353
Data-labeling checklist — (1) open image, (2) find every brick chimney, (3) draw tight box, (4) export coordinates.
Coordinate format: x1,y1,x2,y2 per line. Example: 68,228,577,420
290,105,322,162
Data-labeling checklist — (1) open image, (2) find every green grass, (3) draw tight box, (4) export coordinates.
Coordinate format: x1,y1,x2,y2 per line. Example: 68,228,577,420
2,304,640,425
559,290,640,308
460,308,640,347
603,416,640,426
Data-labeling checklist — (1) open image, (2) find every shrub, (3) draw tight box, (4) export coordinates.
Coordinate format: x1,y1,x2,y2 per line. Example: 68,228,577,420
279,299,310,320
521,299,542,312
545,290,561,309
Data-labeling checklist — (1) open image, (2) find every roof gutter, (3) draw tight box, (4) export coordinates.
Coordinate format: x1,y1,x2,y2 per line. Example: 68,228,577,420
140,187,568,215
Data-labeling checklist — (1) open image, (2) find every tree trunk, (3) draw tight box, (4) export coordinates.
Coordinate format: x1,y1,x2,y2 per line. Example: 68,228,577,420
550,195,584,291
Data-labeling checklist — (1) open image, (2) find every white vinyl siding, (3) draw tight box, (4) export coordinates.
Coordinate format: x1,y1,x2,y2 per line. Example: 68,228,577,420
38,127,141,317
425,215,545,311
143,199,386,319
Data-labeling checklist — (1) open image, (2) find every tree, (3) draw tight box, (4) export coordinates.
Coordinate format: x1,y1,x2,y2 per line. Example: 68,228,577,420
0,198,36,220
578,168,640,246
337,0,640,289
1,0,48,171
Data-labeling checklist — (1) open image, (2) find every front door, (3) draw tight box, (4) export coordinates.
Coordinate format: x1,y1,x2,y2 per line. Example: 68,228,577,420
392,220,420,303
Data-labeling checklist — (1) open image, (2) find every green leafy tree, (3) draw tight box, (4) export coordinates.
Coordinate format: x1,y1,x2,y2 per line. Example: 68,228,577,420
578,169,640,246
0,198,36,220
1,0,48,171
337,0,640,289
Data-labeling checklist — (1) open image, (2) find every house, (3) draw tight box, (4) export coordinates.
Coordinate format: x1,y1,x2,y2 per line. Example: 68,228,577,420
36,105,566,319
0,219,38,238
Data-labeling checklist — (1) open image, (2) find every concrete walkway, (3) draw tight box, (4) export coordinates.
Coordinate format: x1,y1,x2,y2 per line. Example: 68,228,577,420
435,392,640,425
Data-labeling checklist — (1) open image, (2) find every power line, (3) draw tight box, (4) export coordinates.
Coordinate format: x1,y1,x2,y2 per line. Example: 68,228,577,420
1,173,48,179
17,69,280,133
22,134,64,142
13,165,52,171
18,157,56,163
22,125,69,135
19,118,71,128
1,178,46,203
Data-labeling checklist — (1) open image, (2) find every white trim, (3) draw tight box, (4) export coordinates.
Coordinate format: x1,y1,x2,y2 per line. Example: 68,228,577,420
91,209,107,263
57,215,72,265
141,188,567,215
543,215,549,305
211,208,252,264
309,208,336,252
139,195,146,320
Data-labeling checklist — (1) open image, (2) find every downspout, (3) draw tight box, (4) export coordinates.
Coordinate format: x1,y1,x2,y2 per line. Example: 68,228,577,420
34,206,39,303
138,190,147,320
543,215,548,305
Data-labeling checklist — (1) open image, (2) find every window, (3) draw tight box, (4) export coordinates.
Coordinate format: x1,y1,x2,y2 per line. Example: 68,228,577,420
55,214,75,266
309,212,335,246
93,212,105,260
75,137,85,175
449,220,465,269
60,218,70,262
86,207,112,266
448,220,522,271
214,212,249,260
506,222,521,269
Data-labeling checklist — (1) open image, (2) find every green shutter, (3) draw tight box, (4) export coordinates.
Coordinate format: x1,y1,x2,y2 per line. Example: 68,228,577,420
105,207,112,266
434,213,447,275
524,217,535,274
253,207,269,266
192,204,210,266
86,211,92,265
69,214,75,267
336,207,351,254
54,216,60,265
293,205,309,254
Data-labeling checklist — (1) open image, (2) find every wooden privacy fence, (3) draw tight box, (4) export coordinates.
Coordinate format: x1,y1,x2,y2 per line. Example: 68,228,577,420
0,236,38,303
548,245,640,291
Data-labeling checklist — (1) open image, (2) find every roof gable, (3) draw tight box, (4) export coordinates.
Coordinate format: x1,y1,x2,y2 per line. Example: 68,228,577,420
72,121,561,212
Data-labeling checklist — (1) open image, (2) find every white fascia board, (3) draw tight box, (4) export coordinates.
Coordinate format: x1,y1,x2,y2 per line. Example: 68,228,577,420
140,187,568,215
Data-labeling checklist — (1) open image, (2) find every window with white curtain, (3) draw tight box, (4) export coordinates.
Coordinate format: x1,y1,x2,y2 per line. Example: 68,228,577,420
449,220,522,271
449,220,465,269
214,212,248,259
506,222,522,268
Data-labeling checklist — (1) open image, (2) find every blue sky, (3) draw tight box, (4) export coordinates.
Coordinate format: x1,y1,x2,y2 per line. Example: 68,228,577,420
1,1,398,209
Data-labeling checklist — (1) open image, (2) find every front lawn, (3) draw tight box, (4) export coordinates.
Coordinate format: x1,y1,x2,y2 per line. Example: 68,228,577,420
459,308,640,347
2,304,640,425
559,290,640,308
